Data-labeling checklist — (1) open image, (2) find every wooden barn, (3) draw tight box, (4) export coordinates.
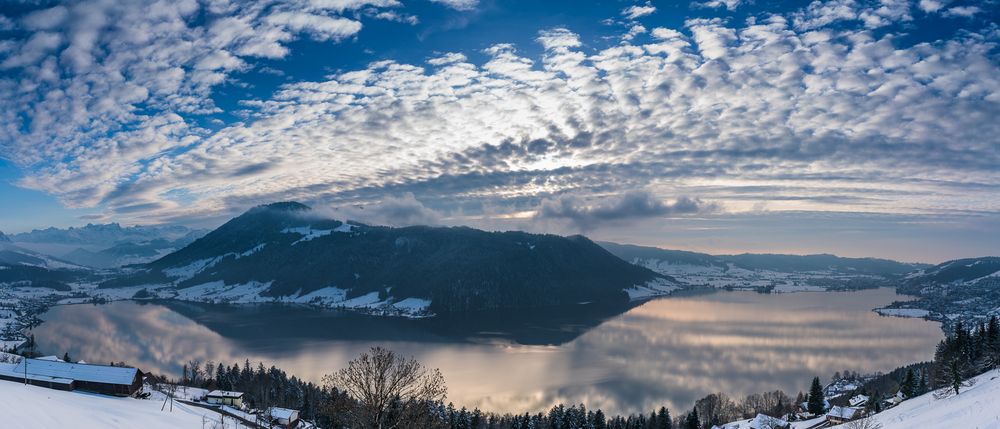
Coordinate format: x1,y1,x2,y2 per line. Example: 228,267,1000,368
0,358,142,396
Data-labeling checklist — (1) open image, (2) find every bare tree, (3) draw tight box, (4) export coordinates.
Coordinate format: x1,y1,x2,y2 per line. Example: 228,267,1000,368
324,346,447,429
844,416,883,429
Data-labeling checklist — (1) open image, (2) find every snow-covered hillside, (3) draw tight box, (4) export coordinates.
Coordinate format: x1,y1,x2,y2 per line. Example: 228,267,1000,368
834,369,1000,429
0,381,238,429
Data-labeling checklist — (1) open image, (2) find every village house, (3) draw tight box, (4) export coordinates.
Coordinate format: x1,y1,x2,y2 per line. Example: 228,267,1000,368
849,394,869,408
0,357,143,395
269,407,301,428
826,405,863,425
884,390,905,408
711,414,790,429
205,390,245,408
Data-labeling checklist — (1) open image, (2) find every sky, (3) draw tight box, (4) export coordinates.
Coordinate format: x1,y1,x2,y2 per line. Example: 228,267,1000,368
0,0,997,263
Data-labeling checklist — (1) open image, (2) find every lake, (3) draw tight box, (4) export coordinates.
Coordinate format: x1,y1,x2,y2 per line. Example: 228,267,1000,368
31,288,941,415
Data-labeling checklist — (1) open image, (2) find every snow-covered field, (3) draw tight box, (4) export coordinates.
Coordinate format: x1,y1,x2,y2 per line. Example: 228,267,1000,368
833,369,1000,429
634,259,882,292
875,308,931,318
624,278,681,300
0,381,237,429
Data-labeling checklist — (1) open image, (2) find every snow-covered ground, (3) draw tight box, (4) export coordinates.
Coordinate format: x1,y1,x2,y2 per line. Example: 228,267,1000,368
714,415,825,429
634,259,883,293
833,369,1000,429
624,278,681,300
0,381,238,429
875,308,931,318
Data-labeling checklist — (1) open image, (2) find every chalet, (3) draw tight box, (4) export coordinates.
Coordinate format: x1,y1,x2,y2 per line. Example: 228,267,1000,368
0,358,142,395
269,407,300,428
849,394,869,407
826,406,862,425
884,391,905,407
206,390,244,408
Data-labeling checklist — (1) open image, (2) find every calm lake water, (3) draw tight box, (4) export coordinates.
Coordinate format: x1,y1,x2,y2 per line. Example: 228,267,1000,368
32,288,941,415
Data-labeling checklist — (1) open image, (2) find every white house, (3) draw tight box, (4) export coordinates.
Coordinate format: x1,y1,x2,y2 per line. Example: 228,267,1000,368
205,390,244,408
826,406,862,424
270,407,300,428
849,394,869,407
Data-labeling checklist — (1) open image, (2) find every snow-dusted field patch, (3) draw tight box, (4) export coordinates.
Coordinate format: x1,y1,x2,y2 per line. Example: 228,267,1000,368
0,381,233,429
876,308,931,318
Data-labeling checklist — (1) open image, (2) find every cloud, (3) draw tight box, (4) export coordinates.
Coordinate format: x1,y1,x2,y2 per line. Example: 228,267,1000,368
918,0,946,13
622,3,656,20
429,0,478,11
537,192,719,231
263,12,363,41
944,6,981,17
329,193,443,226
695,0,747,11
0,0,997,241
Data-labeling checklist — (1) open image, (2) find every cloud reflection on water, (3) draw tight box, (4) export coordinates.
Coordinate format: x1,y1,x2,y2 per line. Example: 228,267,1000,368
33,288,941,415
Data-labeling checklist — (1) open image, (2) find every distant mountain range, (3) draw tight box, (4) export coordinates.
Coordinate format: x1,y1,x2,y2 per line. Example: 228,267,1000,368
599,242,928,291
102,202,674,314
8,223,206,268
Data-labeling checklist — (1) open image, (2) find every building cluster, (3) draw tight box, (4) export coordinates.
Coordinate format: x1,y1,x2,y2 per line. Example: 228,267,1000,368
0,354,306,428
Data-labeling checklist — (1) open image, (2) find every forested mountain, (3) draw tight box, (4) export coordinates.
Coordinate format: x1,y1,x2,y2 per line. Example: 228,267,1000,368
599,242,928,292
104,202,672,313
0,240,88,291
599,242,924,274
880,257,1000,330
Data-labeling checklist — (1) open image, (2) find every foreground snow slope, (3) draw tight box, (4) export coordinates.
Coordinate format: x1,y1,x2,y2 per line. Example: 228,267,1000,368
835,369,1000,429
0,381,231,429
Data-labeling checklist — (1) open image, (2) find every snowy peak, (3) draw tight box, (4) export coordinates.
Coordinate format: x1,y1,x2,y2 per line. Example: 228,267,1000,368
10,222,201,247
0,231,9,242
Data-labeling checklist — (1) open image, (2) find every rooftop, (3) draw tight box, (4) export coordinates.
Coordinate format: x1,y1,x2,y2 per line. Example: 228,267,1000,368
207,390,244,398
11,359,139,385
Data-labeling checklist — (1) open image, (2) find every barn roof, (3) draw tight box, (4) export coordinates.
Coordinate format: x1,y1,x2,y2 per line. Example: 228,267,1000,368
12,359,139,385
270,407,298,420
827,406,860,419
750,413,787,429
207,390,244,398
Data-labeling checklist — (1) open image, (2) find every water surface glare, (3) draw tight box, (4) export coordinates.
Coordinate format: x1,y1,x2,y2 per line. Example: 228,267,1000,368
33,288,941,415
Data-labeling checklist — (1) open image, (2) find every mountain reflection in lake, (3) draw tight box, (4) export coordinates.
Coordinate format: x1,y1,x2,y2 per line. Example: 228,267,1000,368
32,288,941,415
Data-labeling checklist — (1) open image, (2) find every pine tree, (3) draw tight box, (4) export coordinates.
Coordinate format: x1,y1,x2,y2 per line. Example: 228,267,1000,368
62,352,71,363
900,368,915,398
657,407,671,429
593,410,607,429
807,377,825,415
683,408,698,429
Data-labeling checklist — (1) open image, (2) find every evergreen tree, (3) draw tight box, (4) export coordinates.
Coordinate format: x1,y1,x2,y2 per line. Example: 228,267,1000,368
657,407,671,429
683,408,698,429
900,368,915,398
807,377,825,415
593,410,607,429
62,352,71,363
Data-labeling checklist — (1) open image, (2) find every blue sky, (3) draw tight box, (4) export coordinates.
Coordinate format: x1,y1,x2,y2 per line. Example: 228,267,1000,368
0,0,998,262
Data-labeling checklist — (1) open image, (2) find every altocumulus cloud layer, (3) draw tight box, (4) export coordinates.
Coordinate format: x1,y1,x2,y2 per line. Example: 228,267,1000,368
0,0,998,260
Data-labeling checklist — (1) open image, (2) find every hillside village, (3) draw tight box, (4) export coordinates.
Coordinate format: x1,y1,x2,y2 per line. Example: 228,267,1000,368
0,352,313,428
